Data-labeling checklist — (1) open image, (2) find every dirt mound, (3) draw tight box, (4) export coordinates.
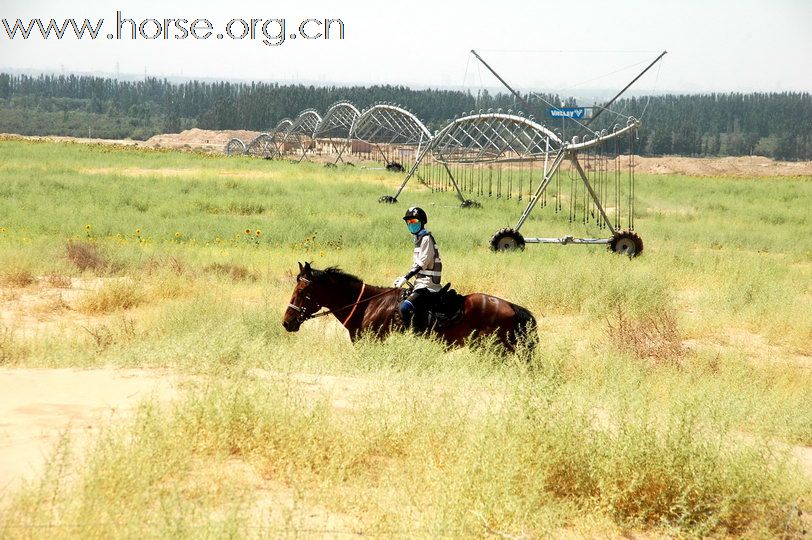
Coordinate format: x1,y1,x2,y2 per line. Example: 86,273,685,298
0,129,264,153
145,128,262,151
618,154,812,177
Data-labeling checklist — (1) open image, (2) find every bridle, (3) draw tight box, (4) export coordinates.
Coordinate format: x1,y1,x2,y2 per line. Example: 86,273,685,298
287,277,323,325
288,277,398,327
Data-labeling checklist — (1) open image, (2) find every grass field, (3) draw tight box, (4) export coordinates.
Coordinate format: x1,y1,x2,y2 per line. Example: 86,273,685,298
0,138,810,538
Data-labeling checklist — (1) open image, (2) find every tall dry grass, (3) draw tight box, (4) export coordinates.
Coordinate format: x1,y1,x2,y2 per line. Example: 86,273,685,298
1,370,806,537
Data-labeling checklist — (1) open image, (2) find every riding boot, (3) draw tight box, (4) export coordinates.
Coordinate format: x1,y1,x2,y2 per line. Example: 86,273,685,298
399,299,415,330
412,309,432,333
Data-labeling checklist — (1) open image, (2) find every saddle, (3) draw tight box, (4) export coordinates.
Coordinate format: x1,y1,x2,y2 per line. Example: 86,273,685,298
431,283,465,327
399,283,465,329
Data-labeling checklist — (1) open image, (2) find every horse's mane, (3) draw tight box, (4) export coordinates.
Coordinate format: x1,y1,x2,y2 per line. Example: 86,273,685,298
311,266,364,286
305,266,409,320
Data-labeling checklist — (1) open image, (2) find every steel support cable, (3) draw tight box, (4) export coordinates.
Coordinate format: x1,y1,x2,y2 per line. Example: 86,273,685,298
639,59,663,121
565,57,652,92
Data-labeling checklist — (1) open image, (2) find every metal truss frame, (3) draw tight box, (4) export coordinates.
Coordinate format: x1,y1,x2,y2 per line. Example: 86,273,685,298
314,101,360,164
351,104,433,166
387,112,563,205
508,119,640,248
268,118,293,157
431,112,562,164
224,138,247,156
282,110,322,162
246,133,275,158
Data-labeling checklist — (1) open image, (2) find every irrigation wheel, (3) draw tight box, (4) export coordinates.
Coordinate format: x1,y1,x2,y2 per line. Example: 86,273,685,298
490,228,525,252
378,195,398,204
609,229,644,257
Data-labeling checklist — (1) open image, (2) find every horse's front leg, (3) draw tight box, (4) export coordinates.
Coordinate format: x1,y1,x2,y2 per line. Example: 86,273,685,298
348,319,393,343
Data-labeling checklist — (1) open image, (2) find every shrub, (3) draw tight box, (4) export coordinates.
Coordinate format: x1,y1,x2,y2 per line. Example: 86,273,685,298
65,241,106,272
44,273,72,288
76,280,144,314
0,269,34,288
204,263,256,282
606,304,684,362
0,325,28,364
144,256,186,276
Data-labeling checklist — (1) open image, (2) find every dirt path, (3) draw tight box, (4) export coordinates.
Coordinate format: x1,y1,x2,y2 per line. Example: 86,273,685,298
0,367,180,494
1,365,810,504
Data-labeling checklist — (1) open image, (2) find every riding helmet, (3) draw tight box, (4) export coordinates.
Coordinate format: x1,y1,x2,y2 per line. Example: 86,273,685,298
403,206,428,224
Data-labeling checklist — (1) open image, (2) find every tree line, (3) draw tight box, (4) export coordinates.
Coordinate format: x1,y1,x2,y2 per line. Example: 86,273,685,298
0,73,809,160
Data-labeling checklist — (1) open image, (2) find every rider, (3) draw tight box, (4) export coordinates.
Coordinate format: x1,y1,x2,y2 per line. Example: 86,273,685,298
393,206,443,332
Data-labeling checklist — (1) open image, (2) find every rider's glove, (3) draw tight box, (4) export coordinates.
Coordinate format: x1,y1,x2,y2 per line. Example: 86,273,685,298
393,276,408,288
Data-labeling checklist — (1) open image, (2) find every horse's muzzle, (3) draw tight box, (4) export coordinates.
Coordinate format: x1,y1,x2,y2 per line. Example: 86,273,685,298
282,319,301,332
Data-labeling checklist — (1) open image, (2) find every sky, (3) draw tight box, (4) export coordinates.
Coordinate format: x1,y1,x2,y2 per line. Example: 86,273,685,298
1,0,810,97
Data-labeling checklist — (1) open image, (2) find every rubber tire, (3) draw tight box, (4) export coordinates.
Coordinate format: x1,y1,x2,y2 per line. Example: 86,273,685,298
490,228,526,252
609,229,644,257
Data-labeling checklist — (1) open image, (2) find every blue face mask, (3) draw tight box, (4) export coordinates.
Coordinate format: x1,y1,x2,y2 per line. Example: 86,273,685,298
407,222,422,234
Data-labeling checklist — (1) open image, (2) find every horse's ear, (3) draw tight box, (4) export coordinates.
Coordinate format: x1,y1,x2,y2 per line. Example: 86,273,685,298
297,261,303,272
303,261,312,276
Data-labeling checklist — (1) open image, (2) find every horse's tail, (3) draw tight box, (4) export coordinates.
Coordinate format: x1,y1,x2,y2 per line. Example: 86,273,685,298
510,303,538,355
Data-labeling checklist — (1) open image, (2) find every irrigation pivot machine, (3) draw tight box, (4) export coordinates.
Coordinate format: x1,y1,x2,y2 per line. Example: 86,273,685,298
380,50,667,257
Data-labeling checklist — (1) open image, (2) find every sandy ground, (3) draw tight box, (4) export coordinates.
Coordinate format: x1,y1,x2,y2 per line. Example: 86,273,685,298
1,360,808,477
0,277,117,339
2,130,811,177
0,367,180,494
0,365,373,533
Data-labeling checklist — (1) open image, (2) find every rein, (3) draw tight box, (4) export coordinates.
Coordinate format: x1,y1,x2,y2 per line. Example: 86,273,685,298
289,282,398,327
339,283,365,326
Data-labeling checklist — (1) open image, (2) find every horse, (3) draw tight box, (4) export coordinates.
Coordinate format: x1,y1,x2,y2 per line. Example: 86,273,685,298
282,262,537,354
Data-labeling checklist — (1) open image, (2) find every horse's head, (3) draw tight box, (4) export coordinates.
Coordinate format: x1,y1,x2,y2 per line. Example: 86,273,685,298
282,262,321,332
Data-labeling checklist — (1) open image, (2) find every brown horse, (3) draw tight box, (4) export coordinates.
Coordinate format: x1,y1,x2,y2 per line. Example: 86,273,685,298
282,262,537,354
